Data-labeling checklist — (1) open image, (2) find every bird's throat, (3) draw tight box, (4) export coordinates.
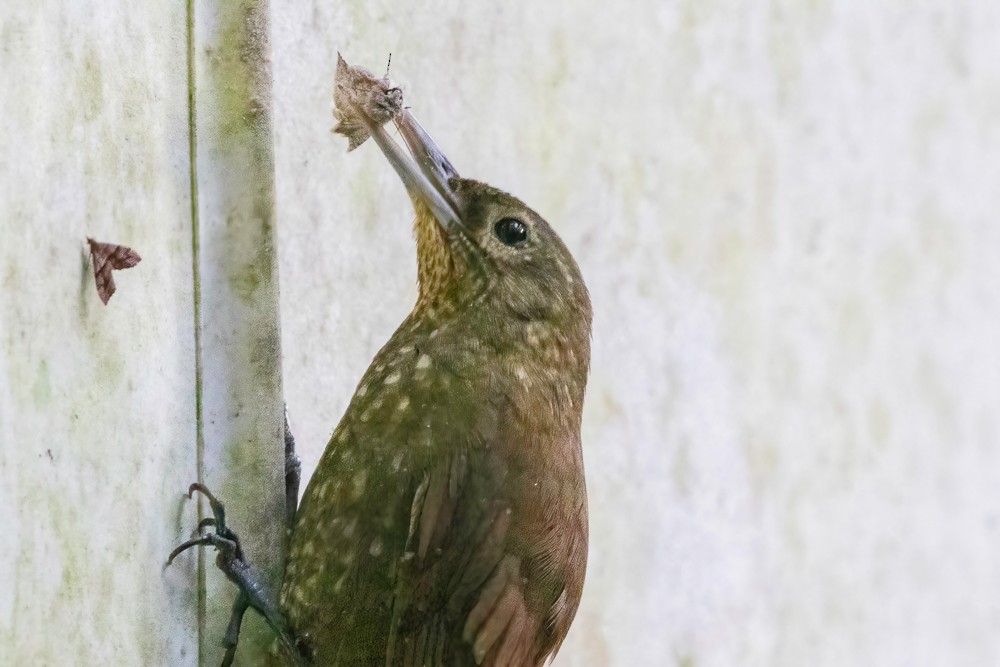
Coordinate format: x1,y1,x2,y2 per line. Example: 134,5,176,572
412,198,455,312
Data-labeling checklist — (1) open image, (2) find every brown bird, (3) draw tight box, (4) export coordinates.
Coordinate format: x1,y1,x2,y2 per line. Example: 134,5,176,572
171,57,591,667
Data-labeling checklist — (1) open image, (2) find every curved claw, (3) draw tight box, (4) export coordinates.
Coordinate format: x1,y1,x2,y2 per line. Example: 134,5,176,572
188,482,227,532
166,535,211,566
170,483,244,565
187,482,215,501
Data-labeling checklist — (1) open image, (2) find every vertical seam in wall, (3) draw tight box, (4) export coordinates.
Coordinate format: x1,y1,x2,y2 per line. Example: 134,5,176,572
186,0,207,664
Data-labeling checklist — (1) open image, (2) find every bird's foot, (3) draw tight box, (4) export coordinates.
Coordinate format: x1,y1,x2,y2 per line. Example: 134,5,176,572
167,483,310,666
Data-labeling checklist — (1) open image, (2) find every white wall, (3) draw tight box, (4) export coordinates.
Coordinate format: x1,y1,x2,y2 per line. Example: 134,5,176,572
0,1,286,664
272,2,1000,666
0,2,198,663
3,1,1000,665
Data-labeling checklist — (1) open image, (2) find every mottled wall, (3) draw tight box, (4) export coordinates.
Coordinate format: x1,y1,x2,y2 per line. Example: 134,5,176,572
1,1,286,665
0,2,198,663
272,2,1000,666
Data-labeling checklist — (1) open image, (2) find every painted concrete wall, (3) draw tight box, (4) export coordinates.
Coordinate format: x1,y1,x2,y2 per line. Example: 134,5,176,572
272,2,1000,666
3,1,1000,666
0,2,199,664
1,1,286,665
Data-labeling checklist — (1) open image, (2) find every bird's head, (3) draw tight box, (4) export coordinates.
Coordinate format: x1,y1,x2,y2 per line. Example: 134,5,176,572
363,109,592,358
334,54,591,399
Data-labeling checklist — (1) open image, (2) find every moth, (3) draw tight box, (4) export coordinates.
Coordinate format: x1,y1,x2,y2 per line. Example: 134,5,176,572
332,52,403,151
87,238,141,305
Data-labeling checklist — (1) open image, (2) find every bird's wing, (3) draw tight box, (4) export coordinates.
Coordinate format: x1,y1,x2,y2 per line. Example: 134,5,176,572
385,446,549,667
284,335,583,665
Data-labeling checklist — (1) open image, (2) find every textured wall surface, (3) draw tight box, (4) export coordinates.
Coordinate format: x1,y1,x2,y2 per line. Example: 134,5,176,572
0,3,198,663
0,1,286,665
188,1,288,662
4,1,1000,665
272,2,1000,666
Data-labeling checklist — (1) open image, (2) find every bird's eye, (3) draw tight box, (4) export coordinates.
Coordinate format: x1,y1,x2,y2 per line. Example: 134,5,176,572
494,218,528,246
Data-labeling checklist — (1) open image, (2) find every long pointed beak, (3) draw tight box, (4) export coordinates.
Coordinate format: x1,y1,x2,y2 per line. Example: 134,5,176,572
393,110,460,216
347,98,462,229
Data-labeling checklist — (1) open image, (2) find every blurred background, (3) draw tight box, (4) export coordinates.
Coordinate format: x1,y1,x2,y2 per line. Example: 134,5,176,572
3,1,1000,665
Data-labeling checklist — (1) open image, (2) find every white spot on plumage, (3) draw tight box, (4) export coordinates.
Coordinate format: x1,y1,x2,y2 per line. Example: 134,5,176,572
416,353,432,369
357,382,368,397
397,396,410,411
352,470,367,498
527,322,543,347
361,399,381,422
385,371,401,384
369,536,384,557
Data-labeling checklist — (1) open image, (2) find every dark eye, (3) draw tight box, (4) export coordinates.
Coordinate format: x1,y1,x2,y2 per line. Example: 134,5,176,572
494,218,528,246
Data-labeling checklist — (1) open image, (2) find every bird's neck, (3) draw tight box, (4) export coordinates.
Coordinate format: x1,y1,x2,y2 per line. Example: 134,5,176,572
412,200,455,312
510,317,591,433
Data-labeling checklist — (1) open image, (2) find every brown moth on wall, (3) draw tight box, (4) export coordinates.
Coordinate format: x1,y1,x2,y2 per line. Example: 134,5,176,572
87,238,141,305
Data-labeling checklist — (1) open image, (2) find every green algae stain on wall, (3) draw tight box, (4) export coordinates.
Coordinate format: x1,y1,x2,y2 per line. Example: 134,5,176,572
75,47,105,123
228,260,263,301
224,202,277,304
192,1,286,664
212,1,274,151
30,359,50,407
249,324,281,388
